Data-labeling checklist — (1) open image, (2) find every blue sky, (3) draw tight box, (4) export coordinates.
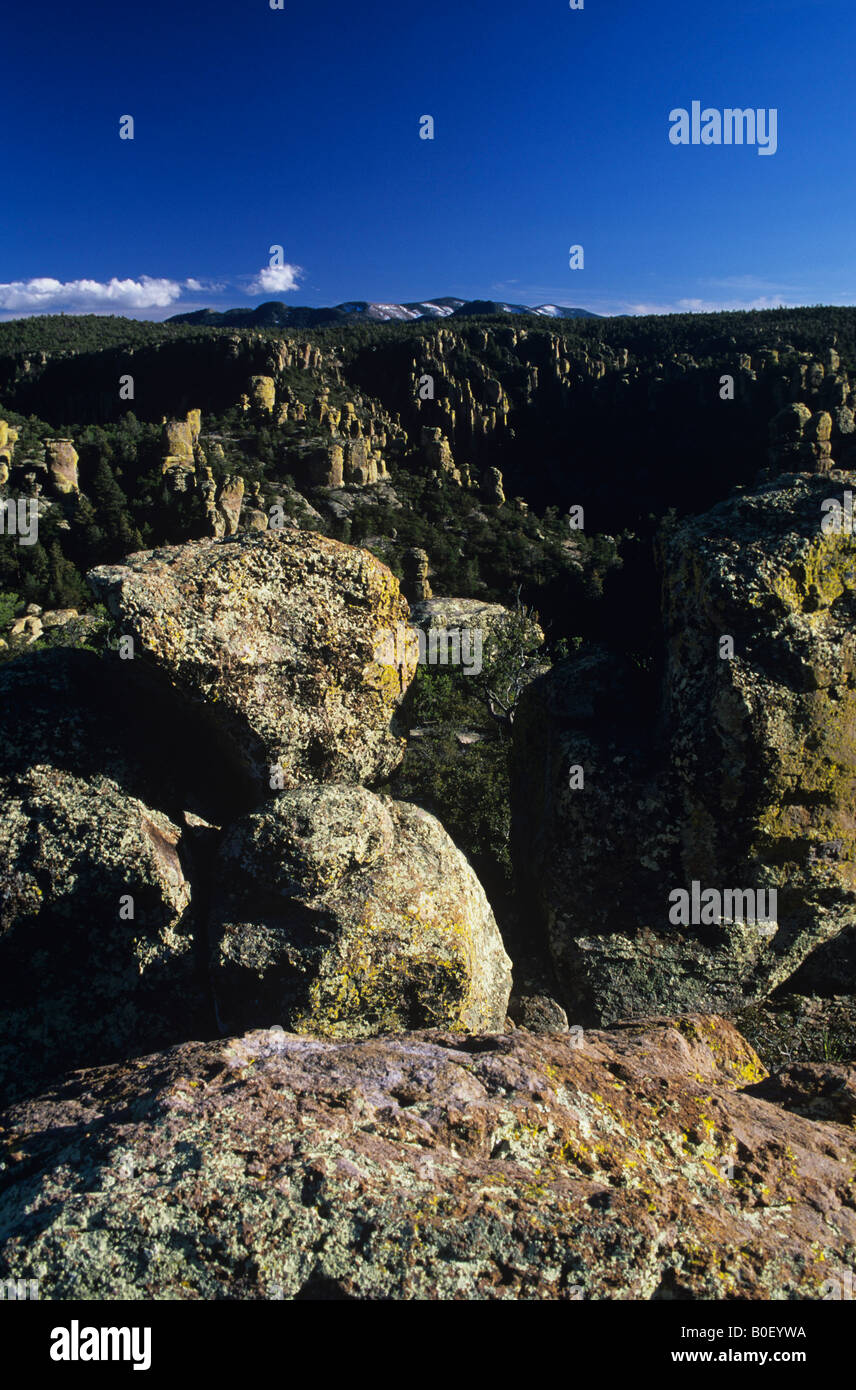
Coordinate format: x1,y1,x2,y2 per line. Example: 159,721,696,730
2,0,853,319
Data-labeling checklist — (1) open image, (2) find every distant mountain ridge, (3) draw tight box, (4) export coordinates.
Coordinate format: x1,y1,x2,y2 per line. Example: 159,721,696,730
168,297,601,328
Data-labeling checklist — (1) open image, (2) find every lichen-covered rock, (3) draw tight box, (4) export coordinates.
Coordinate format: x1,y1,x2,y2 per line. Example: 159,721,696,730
483,466,505,505
746,1062,856,1126
304,442,344,488
769,401,812,458
0,765,196,1106
419,426,460,482
401,546,432,602
1,1015,853,1300
161,417,195,465
806,410,834,471
249,375,276,413
514,474,856,1023
343,438,377,486
0,420,18,470
44,438,79,495
88,530,418,793
216,473,244,534
40,607,78,628
507,992,569,1033
410,596,544,659
210,783,512,1037
0,646,244,1104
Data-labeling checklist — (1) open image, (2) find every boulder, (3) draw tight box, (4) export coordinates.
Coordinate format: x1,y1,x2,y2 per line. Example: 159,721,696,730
2,1015,854,1300
44,438,79,495
507,993,569,1032
88,529,418,794
0,644,247,1104
210,783,512,1037
514,474,856,1023
8,615,42,643
40,608,78,628
0,765,196,1106
410,596,544,660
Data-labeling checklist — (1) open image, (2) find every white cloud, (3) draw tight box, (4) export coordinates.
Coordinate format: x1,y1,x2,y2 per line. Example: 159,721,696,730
619,294,791,316
0,275,185,313
247,263,302,295
183,277,226,293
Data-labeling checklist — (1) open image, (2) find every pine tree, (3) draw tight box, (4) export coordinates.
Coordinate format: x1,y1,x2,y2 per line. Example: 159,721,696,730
47,541,88,610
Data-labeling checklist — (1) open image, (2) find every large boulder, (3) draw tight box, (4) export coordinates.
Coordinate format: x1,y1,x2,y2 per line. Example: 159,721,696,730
210,783,512,1037
0,765,197,1106
88,530,418,794
1,1015,854,1300
0,648,237,1104
514,473,856,1023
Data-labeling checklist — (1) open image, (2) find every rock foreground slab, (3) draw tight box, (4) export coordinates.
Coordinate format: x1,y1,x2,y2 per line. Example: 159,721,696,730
89,529,417,793
1,1015,854,1300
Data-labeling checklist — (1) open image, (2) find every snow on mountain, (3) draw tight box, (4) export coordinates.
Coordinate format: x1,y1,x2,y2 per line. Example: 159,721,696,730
169,297,599,327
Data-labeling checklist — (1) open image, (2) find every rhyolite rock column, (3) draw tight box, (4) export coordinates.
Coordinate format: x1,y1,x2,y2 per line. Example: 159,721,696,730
513,472,856,1023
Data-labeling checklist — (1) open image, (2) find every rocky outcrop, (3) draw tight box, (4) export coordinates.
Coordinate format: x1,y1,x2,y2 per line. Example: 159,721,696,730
215,473,244,534
806,410,834,472
210,783,512,1038
7,614,42,643
343,438,379,486
2,1015,853,1299
514,473,856,1024
0,420,18,477
161,413,198,465
410,596,544,658
419,426,460,483
160,411,202,489
0,646,245,1102
249,375,276,413
44,438,79,495
304,442,344,488
482,466,505,505
0,766,196,1107
88,529,418,794
768,402,813,471
401,547,432,601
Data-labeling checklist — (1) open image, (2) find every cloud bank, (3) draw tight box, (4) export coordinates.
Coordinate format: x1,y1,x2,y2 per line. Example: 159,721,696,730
0,276,185,313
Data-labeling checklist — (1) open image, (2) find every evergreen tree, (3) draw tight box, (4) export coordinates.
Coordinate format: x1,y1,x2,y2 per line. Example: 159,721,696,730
48,541,88,609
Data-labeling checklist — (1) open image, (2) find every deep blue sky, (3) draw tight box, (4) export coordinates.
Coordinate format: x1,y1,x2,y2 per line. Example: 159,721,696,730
2,0,853,319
